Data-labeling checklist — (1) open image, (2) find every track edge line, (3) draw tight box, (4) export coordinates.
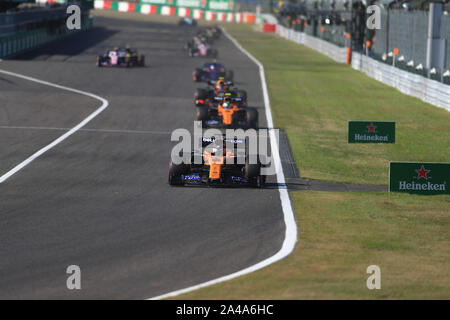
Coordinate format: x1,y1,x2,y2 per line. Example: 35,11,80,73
0,68,110,183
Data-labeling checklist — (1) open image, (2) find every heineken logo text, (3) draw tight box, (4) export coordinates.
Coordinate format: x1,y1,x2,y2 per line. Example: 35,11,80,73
348,121,395,143
399,181,445,191
354,134,389,142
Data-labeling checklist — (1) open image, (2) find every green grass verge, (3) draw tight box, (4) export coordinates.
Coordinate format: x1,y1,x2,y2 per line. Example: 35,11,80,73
175,23,450,299
179,192,450,299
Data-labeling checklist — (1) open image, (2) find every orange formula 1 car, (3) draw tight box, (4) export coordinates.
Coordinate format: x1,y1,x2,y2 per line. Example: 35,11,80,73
195,94,258,129
168,137,265,187
194,79,247,108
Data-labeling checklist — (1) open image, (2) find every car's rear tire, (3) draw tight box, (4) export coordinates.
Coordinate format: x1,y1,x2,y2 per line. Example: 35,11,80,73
225,70,234,81
168,162,185,185
237,90,247,104
193,69,201,82
245,158,264,188
195,88,208,104
246,108,258,129
254,175,265,188
139,55,145,67
211,49,218,58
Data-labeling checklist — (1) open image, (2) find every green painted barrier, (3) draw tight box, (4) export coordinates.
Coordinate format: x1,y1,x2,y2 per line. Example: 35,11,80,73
0,18,94,59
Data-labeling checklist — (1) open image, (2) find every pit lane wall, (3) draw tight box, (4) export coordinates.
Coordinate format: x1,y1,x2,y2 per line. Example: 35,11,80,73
93,0,256,23
0,18,93,59
274,24,450,112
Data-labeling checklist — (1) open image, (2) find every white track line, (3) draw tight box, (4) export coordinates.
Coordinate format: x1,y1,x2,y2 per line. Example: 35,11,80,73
149,28,298,300
0,125,171,135
0,69,109,183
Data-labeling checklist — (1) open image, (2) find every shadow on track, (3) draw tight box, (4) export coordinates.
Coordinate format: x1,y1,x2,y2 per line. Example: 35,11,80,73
12,27,118,60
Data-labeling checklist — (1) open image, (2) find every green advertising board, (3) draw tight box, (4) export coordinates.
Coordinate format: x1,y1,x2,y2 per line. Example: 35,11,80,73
140,0,235,11
208,0,234,11
389,162,450,195
141,0,176,5
348,121,395,143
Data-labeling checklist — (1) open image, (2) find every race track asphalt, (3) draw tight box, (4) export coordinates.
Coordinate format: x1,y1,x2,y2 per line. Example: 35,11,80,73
0,16,286,299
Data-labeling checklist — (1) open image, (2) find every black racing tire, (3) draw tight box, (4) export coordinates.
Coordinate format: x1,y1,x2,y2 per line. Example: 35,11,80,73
245,158,264,188
168,161,185,185
139,55,145,67
245,161,261,178
246,108,258,129
225,70,234,81
195,88,208,102
211,49,218,58
192,69,201,82
254,175,265,188
196,106,209,120
196,107,209,127
237,90,247,103
97,55,103,67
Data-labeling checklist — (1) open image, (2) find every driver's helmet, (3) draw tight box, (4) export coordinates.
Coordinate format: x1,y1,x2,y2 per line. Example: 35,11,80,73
113,46,119,51
222,99,232,109
215,79,226,92
209,138,223,155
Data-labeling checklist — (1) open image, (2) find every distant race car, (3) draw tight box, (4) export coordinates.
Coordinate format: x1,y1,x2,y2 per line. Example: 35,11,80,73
194,79,247,108
168,137,265,187
178,17,197,26
189,43,218,58
192,62,233,82
203,26,222,40
195,94,258,129
97,47,145,67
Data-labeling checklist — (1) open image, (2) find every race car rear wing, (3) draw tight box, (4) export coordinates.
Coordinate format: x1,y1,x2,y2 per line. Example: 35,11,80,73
207,80,234,86
213,95,243,103
202,137,245,147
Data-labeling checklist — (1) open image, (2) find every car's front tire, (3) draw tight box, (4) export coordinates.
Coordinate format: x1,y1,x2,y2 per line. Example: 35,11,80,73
196,107,209,128
168,162,185,185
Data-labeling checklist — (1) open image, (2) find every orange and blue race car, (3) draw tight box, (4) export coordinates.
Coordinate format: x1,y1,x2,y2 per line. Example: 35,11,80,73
168,137,265,187
195,94,258,129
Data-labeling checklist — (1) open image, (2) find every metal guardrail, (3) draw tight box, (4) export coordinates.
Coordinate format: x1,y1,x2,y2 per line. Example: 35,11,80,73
352,52,450,112
275,23,450,113
276,24,347,64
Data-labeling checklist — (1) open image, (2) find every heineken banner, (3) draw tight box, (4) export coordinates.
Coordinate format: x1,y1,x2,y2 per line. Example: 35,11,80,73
389,162,450,195
348,121,395,143
140,0,235,11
